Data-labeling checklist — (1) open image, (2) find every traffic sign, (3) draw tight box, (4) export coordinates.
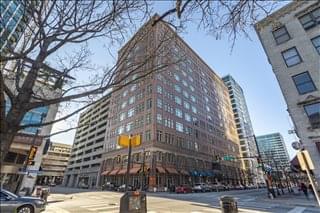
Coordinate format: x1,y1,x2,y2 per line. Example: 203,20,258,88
223,156,235,161
297,150,314,171
117,134,141,147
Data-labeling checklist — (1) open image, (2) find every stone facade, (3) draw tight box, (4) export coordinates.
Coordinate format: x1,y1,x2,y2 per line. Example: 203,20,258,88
100,16,242,191
255,1,320,184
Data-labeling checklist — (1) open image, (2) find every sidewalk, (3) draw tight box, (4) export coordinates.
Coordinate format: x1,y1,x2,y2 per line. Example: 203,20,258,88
260,190,319,208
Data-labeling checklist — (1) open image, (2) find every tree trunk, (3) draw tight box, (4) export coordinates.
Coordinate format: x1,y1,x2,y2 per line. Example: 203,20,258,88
0,129,17,163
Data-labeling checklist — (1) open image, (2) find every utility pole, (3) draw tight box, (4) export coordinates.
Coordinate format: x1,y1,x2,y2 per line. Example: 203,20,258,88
140,148,146,191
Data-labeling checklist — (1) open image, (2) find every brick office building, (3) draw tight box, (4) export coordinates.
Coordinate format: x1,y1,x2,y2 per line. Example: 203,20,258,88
100,16,242,190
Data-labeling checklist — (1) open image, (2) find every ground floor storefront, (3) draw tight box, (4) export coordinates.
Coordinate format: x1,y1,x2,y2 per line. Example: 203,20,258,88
101,166,235,191
36,175,63,185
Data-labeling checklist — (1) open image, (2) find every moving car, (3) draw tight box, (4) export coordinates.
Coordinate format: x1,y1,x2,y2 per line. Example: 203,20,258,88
209,183,225,192
117,184,133,192
0,188,46,213
175,185,192,193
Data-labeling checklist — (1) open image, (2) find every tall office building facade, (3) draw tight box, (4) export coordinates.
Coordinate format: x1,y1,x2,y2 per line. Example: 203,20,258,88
222,75,263,185
100,16,242,190
256,133,290,171
255,1,320,184
63,95,111,189
37,142,71,186
1,1,62,192
0,0,26,52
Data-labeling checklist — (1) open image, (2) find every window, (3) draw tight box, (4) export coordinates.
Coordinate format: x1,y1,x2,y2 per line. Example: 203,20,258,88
272,26,290,45
146,98,152,109
146,84,152,94
174,85,181,93
298,7,320,30
190,85,195,92
175,108,183,118
157,130,162,141
191,106,197,114
190,95,196,103
183,101,190,110
146,113,151,124
185,113,191,122
174,73,180,81
121,101,127,109
129,96,135,104
128,108,135,117
311,36,320,54
120,112,126,121
130,84,137,92
176,122,183,132
126,122,133,132
182,80,188,87
123,90,128,97
183,91,189,98
157,85,163,94
281,47,302,67
145,130,151,141
304,102,320,128
175,96,182,105
292,72,316,94
157,114,162,124
157,98,163,108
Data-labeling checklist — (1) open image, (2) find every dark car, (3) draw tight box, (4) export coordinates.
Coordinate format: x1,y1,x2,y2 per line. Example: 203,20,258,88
175,185,192,193
0,188,46,213
117,184,133,192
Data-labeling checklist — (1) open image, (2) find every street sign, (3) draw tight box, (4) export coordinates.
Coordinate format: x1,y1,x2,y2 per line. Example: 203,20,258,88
223,156,235,161
117,134,141,147
131,135,141,147
297,150,315,171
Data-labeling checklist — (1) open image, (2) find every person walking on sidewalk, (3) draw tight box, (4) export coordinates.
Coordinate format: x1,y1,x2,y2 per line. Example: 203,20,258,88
300,182,309,199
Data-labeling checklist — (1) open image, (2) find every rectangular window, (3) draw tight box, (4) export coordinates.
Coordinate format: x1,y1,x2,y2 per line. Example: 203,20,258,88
157,113,162,124
146,98,152,109
175,108,183,118
175,96,182,105
146,113,151,124
304,102,320,128
157,98,162,108
176,122,183,132
157,85,163,94
272,26,290,45
156,130,162,142
311,36,320,54
281,47,302,67
292,71,316,94
145,130,151,141
298,7,320,30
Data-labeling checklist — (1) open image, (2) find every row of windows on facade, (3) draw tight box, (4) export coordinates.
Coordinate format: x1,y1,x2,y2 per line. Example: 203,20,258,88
70,145,104,159
271,7,320,129
78,98,110,123
72,136,104,152
67,163,101,171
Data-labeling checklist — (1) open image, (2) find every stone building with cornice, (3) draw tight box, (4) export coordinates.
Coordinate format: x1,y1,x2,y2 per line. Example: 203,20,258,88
255,1,320,185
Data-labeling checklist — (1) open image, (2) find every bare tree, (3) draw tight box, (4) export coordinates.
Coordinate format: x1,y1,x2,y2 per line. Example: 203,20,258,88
0,0,278,162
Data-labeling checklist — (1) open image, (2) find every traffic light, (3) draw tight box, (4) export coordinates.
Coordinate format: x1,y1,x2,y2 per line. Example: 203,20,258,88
27,146,37,165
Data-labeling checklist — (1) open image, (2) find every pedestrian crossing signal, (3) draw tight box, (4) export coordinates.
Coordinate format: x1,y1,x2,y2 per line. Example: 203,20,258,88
28,146,37,161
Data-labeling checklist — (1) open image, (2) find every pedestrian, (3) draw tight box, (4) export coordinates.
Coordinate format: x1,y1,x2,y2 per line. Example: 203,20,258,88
300,182,309,199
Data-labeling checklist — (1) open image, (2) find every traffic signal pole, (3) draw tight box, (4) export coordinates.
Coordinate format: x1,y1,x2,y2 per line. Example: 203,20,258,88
252,134,272,198
125,136,132,192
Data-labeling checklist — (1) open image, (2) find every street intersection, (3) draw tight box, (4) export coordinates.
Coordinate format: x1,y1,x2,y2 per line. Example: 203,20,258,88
44,187,319,213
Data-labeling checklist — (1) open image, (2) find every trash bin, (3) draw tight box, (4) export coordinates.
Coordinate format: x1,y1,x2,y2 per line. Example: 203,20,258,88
220,196,238,213
120,191,147,213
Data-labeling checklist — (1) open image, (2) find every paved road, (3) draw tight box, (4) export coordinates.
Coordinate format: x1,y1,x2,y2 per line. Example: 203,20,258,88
45,187,319,213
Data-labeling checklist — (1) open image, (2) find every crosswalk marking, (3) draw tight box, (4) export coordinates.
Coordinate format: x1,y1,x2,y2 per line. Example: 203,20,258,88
89,205,119,211
287,207,306,213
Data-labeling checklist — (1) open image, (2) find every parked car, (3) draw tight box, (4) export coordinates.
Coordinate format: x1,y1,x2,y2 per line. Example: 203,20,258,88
209,183,225,192
102,182,116,191
175,185,192,193
48,182,56,187
192,183,210,192
234,185,245,190
0,188,46,213
117,184,133,192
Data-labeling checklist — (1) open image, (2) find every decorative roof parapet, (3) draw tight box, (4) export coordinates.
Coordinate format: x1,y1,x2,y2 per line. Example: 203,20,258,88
254,1,312,32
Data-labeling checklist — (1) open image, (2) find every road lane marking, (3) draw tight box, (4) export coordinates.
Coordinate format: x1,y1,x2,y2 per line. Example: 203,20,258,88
287,207,306,213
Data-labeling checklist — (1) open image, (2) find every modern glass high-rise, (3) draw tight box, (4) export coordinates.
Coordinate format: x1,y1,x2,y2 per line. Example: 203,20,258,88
0,0,26,52
222,75,263,185
256,133,290,171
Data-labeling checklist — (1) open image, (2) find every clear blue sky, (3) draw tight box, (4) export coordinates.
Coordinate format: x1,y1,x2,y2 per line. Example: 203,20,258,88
52,1,297,159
